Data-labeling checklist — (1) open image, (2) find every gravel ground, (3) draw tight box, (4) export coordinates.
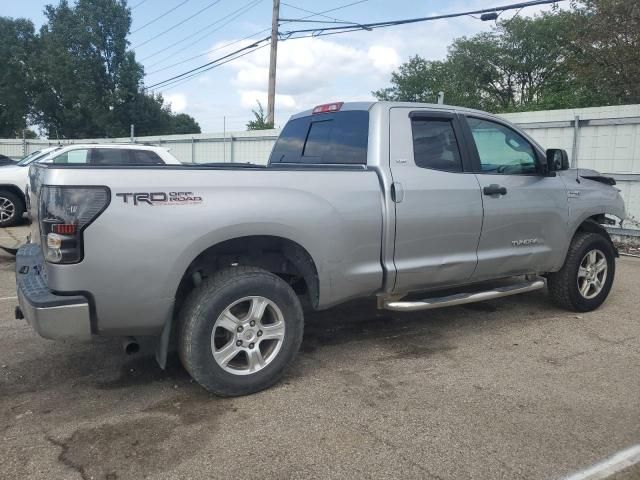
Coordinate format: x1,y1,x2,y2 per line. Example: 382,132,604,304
0,226,639,479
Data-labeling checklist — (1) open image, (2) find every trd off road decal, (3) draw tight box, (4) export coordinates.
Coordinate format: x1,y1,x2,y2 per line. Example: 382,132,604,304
116,191,203,206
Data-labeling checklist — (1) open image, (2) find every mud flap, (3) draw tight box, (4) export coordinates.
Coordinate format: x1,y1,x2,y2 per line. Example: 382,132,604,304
155,314,172,370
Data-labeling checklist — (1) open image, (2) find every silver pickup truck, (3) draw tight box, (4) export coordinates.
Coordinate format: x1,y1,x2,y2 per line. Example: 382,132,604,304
16,101,625,396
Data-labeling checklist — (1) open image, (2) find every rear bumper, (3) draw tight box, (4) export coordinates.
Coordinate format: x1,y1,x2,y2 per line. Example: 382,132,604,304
16,243,92,340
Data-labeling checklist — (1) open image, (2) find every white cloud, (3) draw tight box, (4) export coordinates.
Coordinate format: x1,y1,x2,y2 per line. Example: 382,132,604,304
183,0,564,131
239,90,296,110
164,93,187,113
368,45,401,73
209,36,401,115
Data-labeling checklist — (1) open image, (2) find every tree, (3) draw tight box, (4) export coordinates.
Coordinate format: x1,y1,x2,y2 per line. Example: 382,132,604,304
373,0,640,112
171,113,201,135
374,10,617,113
373,57,454,103
570,0,640,105
28,0,200,138
246,101,274,130
0,17,36,137
445,12,588,112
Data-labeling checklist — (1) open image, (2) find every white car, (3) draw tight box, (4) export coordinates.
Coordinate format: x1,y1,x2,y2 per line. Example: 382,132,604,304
0,144,182,227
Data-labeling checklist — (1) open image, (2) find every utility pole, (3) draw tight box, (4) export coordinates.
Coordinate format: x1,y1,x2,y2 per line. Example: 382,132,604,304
266,0,280,126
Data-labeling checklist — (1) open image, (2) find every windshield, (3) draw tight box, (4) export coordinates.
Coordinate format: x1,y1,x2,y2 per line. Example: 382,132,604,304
16,148,57,166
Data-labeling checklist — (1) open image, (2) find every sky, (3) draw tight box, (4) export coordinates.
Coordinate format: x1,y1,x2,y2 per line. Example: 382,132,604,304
3,0,561,132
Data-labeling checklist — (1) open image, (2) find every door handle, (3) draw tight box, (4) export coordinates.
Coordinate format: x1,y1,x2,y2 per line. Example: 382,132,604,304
483,184,507,196
391,182,404,203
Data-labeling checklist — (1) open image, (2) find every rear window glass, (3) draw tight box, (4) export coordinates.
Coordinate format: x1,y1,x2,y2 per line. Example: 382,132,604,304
270,110,369,165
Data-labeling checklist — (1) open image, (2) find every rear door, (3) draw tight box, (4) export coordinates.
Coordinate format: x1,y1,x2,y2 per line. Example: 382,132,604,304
389,108,483,292
462,115,569,279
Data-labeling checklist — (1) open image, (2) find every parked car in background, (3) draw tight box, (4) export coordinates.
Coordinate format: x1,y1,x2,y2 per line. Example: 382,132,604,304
16,101,626,396
0,154,17,166
0,144,182,227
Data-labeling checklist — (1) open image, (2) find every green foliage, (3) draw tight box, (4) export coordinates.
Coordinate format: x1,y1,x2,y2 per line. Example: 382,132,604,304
570,0,640,105
2,0,200,139
170,113,202,135
374,1,640,112
246,101,274,130
0,17,37,137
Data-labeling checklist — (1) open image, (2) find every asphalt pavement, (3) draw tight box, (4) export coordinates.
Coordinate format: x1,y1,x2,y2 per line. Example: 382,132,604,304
1,225,639,479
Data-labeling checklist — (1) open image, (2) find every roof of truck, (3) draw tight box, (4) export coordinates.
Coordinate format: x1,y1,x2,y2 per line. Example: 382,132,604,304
288,101,543,153
290,101,508,123
52,143,170,151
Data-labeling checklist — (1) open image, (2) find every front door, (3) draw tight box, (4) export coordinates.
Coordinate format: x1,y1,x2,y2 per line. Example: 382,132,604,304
463,115,569,280
389,108,483,293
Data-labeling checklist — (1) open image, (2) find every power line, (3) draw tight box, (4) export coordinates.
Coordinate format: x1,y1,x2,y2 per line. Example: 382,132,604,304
155,42,271,92
132,0,224,49
146,0,561,92
293,0,370,19
279,2,373,30
131,0,191,34
155,42,269,90
141,0,263,65
143,0,371,77
146,30,269,76
279,0,564,37
157,46,269,92
146,38,270,89
281,2,354,24
130,0,149,9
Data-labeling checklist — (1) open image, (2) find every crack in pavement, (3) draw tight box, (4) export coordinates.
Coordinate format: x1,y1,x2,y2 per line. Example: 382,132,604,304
46,434,89,480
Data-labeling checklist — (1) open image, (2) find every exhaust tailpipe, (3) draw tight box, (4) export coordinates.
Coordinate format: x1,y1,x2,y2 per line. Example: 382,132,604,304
122,336,140,355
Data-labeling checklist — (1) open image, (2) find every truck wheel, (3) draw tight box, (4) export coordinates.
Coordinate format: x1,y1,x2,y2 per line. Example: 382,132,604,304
547,232,615,312
178,266,304,396
0,191,23,228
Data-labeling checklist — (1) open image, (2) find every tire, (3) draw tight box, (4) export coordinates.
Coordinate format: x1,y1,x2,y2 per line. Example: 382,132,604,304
0,190,23,228
178,266,304,396
547,232,616,312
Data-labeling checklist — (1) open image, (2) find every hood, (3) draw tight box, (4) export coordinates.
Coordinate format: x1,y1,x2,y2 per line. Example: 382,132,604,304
0,164,24,174
558,168,616,186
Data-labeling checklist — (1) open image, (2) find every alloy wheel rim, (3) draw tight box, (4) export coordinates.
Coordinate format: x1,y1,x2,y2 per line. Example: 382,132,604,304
210,296,286,375
0,197,15,222
577,249,607,299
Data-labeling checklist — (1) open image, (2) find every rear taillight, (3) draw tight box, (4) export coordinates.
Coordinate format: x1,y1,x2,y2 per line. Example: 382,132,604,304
312,102,343,114
39,186,110,264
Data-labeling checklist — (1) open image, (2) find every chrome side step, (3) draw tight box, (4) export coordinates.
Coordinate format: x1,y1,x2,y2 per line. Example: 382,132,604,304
382,278,546,312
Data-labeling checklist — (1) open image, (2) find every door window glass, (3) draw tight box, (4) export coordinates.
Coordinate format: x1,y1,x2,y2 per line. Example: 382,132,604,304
52,149,89,164
467,117,537,174
128,149,164,165
410,118,463,172
91,148,129,165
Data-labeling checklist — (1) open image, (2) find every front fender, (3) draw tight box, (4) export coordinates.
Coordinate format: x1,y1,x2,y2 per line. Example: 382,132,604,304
555,182,625,270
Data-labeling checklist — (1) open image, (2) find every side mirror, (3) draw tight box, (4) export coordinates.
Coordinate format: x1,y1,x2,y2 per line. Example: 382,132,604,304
546,149,569,171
